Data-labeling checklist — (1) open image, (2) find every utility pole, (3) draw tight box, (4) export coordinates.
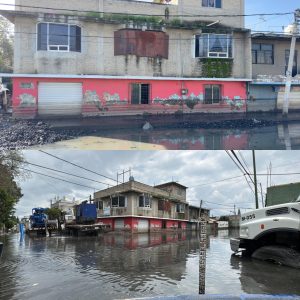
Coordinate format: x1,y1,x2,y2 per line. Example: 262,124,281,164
198,199,206,295
283,9,300,116
252,150,259,209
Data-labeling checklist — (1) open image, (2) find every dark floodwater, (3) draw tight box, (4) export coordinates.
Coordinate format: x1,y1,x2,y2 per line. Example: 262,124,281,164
52,122,300,150
0,231,300,300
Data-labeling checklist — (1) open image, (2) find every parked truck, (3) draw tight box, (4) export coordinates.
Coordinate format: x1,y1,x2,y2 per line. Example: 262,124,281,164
29,208,58,230
230,201,300,268
75,201,97,224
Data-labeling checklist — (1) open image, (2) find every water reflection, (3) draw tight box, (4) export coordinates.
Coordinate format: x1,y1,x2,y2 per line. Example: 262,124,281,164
278,123,300,150
49,122,300,150
0,231,299,300
230,255,300,295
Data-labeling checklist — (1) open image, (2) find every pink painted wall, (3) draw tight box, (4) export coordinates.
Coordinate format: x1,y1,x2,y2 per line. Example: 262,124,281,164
98,218,114,230
124,217,139,231
150,219,162,230
12,77,248,117
166,220,178,229
179,222,187,229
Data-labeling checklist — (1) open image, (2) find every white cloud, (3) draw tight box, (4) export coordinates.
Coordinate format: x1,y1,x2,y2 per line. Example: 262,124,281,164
15,150,300,217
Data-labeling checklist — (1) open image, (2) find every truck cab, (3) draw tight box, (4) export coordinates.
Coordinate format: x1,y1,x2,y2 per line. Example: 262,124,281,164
230,201,300,262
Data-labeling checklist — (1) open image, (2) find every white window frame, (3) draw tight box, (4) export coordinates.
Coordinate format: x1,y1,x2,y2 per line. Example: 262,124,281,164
202,0,221,8
195,33,233,59
111,195,127,208
37,22,81,53
176,203,185,213
207,34,230,58
138,194,152,208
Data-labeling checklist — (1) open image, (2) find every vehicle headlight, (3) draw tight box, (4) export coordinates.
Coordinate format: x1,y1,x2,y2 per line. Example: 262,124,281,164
240,226,249,237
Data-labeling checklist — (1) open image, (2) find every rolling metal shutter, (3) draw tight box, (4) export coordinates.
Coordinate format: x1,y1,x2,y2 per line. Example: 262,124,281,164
114,219,124,230
38,82,83,115
138,219,149,232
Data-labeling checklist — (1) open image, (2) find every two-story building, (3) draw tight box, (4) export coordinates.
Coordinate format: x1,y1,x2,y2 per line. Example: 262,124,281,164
248,33,300,112
0,0,251,118
94,179,209,233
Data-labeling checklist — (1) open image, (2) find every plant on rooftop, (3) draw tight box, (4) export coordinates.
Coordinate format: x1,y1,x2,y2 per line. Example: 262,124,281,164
86,12,163,25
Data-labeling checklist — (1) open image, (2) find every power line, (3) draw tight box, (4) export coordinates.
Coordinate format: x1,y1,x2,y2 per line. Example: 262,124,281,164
5,28,256,42
225,150,256,197
238,150,251,174
253,173,300,176
203,200,253,209
0,3,294,18
7,157,113,187
225,150,245,175
38,150,117,183
231,150,254,184
19,167,98,190
190,174,244,188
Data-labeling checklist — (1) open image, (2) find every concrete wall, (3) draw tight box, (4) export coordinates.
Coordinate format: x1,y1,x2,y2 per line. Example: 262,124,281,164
96,192,188,220
252,38,300,79
16,0,245,28
94,180,187,203
13,14,250,79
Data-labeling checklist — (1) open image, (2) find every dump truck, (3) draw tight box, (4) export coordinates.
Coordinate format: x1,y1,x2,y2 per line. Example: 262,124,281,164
230,201,300,268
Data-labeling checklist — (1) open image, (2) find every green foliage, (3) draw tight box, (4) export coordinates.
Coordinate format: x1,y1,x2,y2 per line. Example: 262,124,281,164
86,12,162,25
200,58,233,78
0,151,26,231
0,16,13,73
45,207,64,221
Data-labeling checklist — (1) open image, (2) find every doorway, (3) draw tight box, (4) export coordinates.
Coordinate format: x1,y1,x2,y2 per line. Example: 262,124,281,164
131,83,150,104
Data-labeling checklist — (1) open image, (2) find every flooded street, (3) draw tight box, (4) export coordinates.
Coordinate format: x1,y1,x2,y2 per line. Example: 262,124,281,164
44,122,300,150
1,231,299,300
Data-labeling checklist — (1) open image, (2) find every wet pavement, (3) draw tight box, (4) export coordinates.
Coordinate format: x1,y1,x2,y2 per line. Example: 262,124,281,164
0,231,299,300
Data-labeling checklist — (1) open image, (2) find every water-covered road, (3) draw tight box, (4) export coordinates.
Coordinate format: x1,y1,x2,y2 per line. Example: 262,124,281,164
1,231,299,300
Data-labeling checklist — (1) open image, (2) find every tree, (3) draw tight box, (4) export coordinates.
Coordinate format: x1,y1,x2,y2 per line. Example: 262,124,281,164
45,207,65,230
0,151,26,232
0,15,13,73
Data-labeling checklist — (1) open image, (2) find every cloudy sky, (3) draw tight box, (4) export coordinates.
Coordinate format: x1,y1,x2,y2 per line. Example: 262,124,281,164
0,0,299,31
15,150,300,218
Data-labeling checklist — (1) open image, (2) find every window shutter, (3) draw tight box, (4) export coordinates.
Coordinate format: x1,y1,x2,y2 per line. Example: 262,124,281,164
37,23,48,51
216,0,222,8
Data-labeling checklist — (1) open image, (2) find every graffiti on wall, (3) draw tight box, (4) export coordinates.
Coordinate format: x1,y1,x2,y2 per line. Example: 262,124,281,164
83,90,106,111
225,96,245,110
19,93,36,107
84,90,101,104
103,92,127,105
153,93,204,108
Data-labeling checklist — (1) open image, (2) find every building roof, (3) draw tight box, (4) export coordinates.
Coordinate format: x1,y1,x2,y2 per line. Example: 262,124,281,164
252,32,300,41
155,181,187,189
189,205,210,211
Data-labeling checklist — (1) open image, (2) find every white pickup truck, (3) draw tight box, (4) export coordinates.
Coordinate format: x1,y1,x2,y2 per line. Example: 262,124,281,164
230,201,300,268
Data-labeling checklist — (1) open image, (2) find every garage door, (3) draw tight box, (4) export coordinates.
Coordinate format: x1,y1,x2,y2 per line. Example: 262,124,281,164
138,219,149,232
114,219,124,230
38,83,83,115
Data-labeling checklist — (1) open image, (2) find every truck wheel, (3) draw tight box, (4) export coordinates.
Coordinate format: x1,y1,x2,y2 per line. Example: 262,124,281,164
252,245,300,268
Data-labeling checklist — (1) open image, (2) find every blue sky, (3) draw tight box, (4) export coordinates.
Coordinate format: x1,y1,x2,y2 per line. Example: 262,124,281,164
245,0,299,31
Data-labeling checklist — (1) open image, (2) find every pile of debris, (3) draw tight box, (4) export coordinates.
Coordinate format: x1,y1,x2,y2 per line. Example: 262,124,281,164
0,114,70,149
